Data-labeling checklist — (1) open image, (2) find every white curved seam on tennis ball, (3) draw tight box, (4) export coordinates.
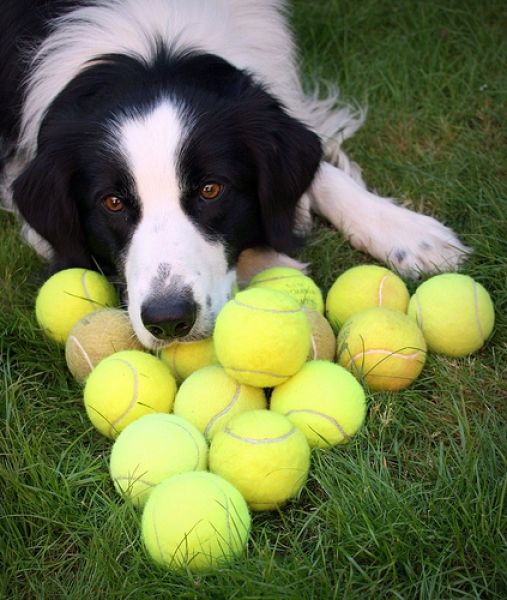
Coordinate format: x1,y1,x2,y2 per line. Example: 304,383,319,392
68,335,94,372
169,344,182,380
204,381,241,438
414,293,424,330
167,420,203,469
224,424,296,444
284,408,351,441
232,299,301,314
255,274,301,283
81,269,100,308
378,274,388,306
346,348,423,370
472,281,485,342
107,359,139,437
224,365,289,379
309,333,318,359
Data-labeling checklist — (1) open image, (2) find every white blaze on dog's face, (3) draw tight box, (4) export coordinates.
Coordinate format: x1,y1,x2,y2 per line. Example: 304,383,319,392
119,101,236,349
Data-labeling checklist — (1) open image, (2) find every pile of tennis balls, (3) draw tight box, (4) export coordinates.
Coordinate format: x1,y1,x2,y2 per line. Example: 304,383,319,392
33,263,495,571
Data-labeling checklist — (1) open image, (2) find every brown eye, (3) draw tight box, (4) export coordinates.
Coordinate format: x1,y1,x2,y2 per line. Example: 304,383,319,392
199,182,223,201
102,195,124,213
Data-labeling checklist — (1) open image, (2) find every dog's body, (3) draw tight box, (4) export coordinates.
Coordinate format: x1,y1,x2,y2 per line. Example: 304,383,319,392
0,0,468,348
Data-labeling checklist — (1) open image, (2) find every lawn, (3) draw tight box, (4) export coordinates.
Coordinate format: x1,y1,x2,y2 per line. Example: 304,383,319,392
1,0,506,598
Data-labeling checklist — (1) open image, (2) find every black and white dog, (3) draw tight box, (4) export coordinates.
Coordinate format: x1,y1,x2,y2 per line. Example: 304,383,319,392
0,0,468,348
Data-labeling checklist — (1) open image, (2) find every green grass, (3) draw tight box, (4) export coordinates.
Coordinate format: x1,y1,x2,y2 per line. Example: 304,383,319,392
1,0,506,597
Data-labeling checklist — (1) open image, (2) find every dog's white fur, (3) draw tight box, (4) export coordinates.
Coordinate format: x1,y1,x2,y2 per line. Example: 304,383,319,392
3,0,469,346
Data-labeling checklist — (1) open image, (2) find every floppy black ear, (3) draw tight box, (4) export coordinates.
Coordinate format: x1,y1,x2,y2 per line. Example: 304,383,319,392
12,150,92,270
247,100,322,254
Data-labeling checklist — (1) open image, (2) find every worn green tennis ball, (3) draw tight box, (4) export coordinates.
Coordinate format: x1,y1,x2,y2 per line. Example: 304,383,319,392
408,273,495,356
213,288,311,388
248,267,324,313
159,337,217,383
174,365,267,439
303,307,336,361
337,307,427,391
35,268,118,343
141,471,250,571
209,409,310,511
109,413,208,507
326,265,409,331
84,350,176,439
65,309,143,383
270,361,366,448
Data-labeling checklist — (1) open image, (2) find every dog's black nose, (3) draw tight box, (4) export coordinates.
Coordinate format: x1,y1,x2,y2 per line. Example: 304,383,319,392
141,294,197,340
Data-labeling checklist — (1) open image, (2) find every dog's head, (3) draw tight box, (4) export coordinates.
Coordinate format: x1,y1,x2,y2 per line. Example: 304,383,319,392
14,52,321,348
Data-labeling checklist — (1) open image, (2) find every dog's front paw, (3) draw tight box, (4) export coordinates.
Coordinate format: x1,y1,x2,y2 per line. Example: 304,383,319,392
349,202,471,279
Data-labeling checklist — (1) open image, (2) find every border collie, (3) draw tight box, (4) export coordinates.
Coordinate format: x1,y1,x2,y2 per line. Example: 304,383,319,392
0,0,468,348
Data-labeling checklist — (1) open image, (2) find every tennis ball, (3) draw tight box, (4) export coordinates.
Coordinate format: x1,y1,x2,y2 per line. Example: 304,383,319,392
303,307,336,361
270,361,366,448
326,265,409,331
248,267,324,313
142,471,250,571
209,409,310,511
84,350,176,439
408,273,495,357
336,307,427,391
159,337,217,383
109,413,208,507
35,268,118,343
213,288,311,388
174,365,267,439
65,309,143,383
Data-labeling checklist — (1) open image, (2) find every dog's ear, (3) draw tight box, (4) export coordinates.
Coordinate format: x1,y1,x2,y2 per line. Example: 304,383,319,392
247,99,322,254
12,150,92,270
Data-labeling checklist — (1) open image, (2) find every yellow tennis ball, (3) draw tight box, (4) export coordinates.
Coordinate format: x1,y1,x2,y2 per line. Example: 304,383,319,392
174,365,267,439
209,409,310,511
83,350,176,439
303,307,336,361
65,309,143,383
35,268,118,343
159,337,217,383
213,288,311,387
408,273,495,357
270,361,366,448
141,471,250,571
109,413,208,507
326,265,409,331
248,267,324,313
336,307,427,391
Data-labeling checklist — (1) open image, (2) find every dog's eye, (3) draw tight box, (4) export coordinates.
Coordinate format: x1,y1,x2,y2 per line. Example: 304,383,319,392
102,195,125,213
199,182,223,201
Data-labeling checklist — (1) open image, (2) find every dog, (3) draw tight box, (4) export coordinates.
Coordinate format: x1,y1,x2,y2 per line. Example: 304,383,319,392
0,0,468,349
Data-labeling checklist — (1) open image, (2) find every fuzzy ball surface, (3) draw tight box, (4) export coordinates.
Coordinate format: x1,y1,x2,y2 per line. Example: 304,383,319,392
109,413,208,507
84,350,176,438
141,471,250,571
213,288,311,387
35,268,117,343
65,309,143,383
326,265,409,331
174,365,267,439
248,267,324,313
408,273,494,356
303,308,336,361
209,409,310,511
159,337,217,383
336,307,427,391
270,361,366,447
